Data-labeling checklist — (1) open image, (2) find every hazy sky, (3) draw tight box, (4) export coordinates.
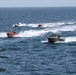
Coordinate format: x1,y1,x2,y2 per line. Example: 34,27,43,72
0,0,76,7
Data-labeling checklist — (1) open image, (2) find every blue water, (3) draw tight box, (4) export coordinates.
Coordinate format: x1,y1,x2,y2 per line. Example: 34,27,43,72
0,7,76,75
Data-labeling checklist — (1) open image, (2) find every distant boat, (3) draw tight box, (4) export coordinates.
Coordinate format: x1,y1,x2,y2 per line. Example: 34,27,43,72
38,24,42,27
47,33,65,43
12,22,20,27
14,22,20,27
7,32,17,38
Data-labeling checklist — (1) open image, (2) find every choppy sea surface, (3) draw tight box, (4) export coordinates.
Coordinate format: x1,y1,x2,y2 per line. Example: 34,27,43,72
0,7,76,75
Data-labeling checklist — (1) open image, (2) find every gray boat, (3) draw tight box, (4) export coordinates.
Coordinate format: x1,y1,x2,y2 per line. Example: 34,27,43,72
47,33,65,43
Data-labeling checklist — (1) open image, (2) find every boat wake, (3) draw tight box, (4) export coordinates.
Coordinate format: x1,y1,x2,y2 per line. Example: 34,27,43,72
0,32,7,37
65,36,76,43
12,21,76,28
0,21,76,44
15,30,48,37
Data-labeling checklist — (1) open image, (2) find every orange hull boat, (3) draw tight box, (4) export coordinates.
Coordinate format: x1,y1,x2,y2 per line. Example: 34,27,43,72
7,32,17,38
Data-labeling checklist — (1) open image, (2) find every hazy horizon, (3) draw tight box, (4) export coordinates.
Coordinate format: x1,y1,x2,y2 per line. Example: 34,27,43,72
0,0,76,7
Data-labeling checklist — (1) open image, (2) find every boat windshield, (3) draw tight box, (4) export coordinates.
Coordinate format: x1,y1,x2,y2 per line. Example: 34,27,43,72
52,34,60,37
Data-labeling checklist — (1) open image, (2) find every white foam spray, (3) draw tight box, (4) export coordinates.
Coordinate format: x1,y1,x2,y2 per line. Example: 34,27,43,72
0,32,7,37
16,30,49,37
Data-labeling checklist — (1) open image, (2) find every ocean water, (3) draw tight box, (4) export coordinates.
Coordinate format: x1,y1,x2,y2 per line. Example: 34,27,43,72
0,7,76,75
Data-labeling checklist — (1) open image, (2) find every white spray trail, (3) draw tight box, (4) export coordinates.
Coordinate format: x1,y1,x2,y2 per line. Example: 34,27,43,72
65,36,76,43
16,30,49,37
0,32,7,37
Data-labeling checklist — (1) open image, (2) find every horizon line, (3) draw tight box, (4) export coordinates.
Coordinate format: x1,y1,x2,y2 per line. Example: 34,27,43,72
0,6,76,8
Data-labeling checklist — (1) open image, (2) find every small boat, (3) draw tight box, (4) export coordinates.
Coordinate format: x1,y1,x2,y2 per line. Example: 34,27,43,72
47,33,65,43
15,22,19,27
38,24,42,27
13,22,20,27
7,32,17,38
